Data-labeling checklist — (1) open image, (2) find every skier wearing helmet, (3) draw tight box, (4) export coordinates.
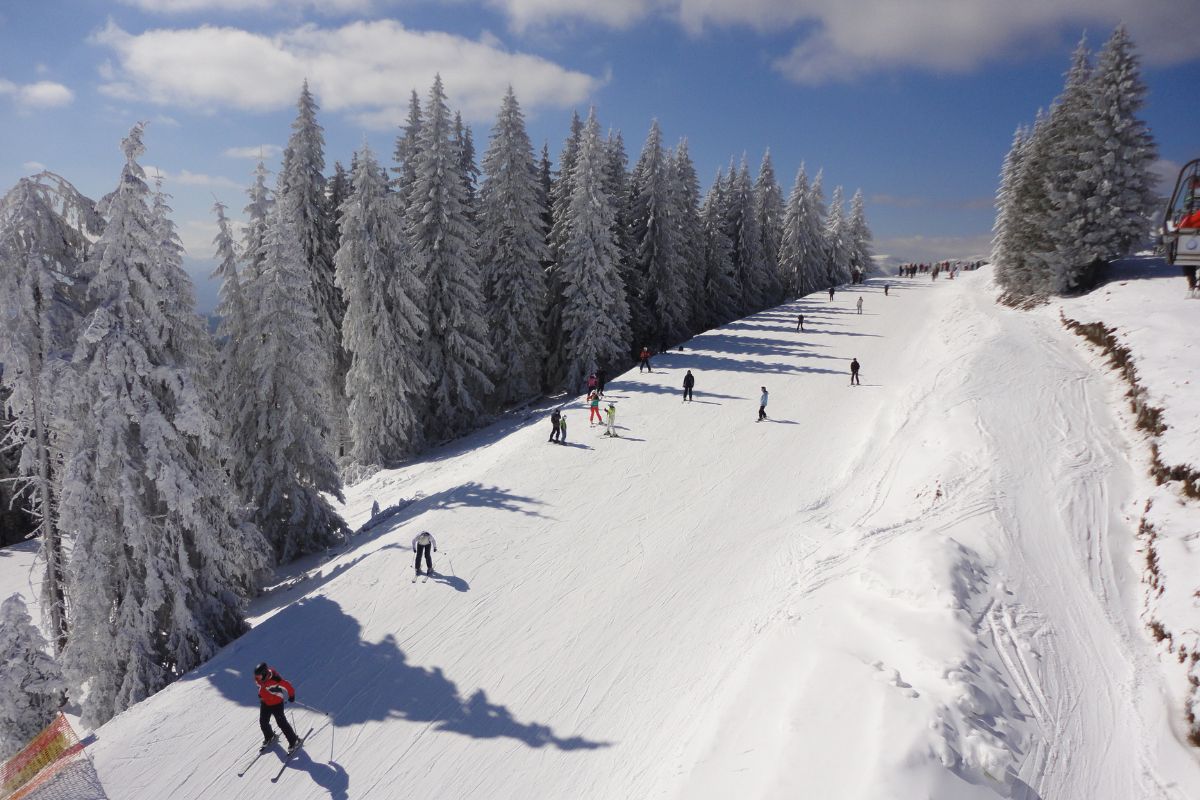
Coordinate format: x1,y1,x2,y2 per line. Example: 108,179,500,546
254,663,299,752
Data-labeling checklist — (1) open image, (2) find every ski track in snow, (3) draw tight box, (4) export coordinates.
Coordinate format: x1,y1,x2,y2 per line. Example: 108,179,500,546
15,269,1200,799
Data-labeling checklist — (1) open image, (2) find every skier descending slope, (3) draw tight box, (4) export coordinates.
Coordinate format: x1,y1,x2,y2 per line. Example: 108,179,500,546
254,663,299,753
413,530,438,577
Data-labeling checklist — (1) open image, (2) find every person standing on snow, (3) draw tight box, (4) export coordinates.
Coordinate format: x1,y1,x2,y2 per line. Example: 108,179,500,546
758,386,769,421
587,372,598,395
548,408,561,443
597,368,608,397
604,403,619,437
856,296,863,314
559,413,568,444
796,314,804,332
639,346,653,373
412,530,438,577
254,663,299,752
828,285,835,301
850,358,861,386
588,390,603,425
682,370,695,401
884,283,890,297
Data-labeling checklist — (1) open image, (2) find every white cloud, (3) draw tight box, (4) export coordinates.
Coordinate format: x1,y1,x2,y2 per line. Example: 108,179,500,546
22,161,47,172
224,144,283,159
0,78,74,109
177,218,243,258
874,232,994,263
1151,158,1183,197
119,0,372,12
144,165,242,190
92,19,602,126
486,1,1199,81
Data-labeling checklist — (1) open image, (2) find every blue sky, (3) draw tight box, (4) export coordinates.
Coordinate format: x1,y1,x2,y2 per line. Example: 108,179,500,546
2,0,1197,312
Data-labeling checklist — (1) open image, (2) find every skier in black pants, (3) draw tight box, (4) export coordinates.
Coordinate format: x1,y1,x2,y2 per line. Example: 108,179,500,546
254,663,299,752
597,368,608,397
850,358,861,386
548,408,561,443
828,285,835,301
796,314,804,331
412,531,437,576
683,370,695,401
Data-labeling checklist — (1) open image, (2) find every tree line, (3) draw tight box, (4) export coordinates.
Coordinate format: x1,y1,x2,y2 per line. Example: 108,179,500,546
991,25,1158,302
0,75,872,738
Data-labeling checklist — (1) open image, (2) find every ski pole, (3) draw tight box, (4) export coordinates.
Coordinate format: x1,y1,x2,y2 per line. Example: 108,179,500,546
446,552,456,578
293,700,331,717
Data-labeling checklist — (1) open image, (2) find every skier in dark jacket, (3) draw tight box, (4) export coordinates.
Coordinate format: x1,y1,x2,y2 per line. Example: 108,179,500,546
828,285,835,301
597,368,608,397
254,663,299,752
638,346,653,372
796,314,804,331
412,531,438,576
850,358,861,386
682,370,695,401
548,408,561,443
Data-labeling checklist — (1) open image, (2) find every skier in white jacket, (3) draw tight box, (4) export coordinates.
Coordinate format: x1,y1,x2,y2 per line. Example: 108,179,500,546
412,531,438,576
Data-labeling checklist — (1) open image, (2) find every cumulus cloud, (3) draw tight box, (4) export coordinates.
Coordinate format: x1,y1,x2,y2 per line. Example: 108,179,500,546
874,232,994,263
0,78,74,109
91,19,602,127
119,0,372,12
487,0,1198,81
177,218,243,258
224,144,283,159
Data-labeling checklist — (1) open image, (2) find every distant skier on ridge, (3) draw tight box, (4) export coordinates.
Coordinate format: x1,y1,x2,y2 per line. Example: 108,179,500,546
254,663,299,753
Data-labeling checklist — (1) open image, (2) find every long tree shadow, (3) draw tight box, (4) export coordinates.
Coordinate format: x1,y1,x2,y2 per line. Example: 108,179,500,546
203,596,610,753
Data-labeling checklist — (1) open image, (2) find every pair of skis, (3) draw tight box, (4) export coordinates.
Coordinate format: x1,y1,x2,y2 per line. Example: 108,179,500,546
236,726,313,781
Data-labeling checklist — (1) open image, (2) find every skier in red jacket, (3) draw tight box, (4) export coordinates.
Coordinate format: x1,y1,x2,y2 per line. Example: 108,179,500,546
254,662,300,752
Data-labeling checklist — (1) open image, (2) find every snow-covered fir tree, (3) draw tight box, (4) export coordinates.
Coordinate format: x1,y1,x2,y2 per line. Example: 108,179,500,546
0,173,99,653
607,129,648,354
846,189,873,279
327,160,350,243
538,141,554,238
479,88,548,406
245,188,348,562
728,158,767,313
991,126,1028,293
779,164,827,297
824,185,850,285
59,125,269,727
0,594,65,759
335,145,430,464
279,81,345,450
558,109,633,391
754,150,785,304
629,120,688,348
1008,111,1059,297
1089,24,1157,260
454,111,480,216
669,140,705,331
542,111,584,389
409,75,495,438
392,90,424,210
700,170,740,327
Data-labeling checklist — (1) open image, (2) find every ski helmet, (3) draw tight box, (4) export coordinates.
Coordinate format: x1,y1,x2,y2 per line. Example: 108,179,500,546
254,662,269,678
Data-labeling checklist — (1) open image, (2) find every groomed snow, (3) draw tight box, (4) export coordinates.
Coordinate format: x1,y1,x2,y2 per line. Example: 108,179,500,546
10,266,1200,798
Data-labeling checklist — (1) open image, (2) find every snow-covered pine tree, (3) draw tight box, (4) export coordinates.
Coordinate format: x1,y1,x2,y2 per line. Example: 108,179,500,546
754,150,785,304
728,158,767,313
0,173,99,654
1042,38,1101,293
700,170,740,328
542,112,584,390
335,145,430,464
279,81,346,451
327,160,350,244
410,75,495,438
607,129,647,355
538,141,554,237
1008,111,1057,298
392,90,424,211
846,189,873,280
245,187,348,562
59,125,270,727
479,88,548,406
669,139,705,332
454,111,480,216
991,126,1028,294
629,120,688,349
824,185,850,286
559,109,633,392
0,593,65,760
1089,24,1158,261
778,164,823,297
802,170,829,294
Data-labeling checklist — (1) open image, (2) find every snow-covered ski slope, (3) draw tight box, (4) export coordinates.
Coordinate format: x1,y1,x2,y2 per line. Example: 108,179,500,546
75,268,1200,798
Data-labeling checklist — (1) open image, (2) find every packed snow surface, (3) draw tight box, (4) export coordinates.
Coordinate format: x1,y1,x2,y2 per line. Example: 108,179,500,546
17,267,1200,798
